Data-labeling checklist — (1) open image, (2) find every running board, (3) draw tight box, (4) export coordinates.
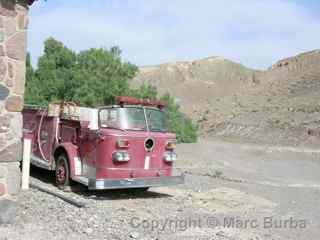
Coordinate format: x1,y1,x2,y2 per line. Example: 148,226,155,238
73,176,89,186
31,154,51,170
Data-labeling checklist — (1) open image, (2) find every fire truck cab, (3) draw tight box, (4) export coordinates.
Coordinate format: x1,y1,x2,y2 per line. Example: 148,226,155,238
22,97,184,190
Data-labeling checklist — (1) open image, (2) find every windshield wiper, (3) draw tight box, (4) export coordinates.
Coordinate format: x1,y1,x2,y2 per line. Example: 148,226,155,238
150,128,166,132
105,126,127,132
127,128,146,131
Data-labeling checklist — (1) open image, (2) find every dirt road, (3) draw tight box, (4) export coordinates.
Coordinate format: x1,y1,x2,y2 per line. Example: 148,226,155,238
177,139,320,239
0,139,319,240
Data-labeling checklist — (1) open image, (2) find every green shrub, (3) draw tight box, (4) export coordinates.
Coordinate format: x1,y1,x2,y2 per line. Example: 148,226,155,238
160,94,198,143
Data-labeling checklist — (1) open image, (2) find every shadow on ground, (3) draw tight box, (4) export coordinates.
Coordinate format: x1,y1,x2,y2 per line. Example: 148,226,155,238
30,165,172,201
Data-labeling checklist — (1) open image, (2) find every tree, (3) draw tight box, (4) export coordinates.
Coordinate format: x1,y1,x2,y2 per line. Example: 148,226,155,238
73,47,137,106
130,83,158,100
36,38,77,103
25,38,197,142
25,53,45,104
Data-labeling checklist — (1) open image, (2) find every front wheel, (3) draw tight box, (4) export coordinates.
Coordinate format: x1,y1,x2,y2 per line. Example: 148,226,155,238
55,154,70,189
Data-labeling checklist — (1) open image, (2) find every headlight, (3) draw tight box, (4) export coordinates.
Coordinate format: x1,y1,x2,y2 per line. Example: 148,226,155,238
113,151,130,162
164,152,177,162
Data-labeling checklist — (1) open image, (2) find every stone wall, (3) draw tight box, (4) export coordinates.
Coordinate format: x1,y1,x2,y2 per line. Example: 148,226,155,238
0,0,30,197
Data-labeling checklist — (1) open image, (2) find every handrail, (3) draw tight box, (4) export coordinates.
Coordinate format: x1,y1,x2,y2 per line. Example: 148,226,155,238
23,104,48,111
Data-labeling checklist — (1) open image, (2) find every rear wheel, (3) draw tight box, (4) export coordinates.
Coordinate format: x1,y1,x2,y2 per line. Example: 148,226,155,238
55,154,70,189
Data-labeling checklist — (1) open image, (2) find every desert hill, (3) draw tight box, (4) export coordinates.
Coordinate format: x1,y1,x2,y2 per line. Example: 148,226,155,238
132,50,320,146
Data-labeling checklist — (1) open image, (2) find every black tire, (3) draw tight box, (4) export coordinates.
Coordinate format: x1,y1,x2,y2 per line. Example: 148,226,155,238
55,154,70,189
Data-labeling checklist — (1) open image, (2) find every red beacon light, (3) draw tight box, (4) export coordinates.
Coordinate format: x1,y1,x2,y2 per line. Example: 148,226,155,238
116,96,165,109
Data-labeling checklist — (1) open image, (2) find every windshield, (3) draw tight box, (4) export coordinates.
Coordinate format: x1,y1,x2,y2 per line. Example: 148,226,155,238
99,107,168,132
145,108,168,132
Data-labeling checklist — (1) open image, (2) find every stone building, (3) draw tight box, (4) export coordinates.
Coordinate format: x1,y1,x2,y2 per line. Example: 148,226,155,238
0,0,34,197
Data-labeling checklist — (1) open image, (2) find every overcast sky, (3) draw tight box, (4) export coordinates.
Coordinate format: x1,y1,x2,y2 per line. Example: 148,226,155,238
28,0,320,69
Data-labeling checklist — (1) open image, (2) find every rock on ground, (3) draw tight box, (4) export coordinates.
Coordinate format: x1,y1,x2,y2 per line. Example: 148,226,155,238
0,199,17,224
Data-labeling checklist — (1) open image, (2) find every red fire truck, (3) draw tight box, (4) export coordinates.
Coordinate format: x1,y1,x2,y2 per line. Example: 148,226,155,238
22,96,184,190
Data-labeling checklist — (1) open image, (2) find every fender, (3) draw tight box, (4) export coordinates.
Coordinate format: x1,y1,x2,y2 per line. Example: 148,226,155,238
54,143,81,179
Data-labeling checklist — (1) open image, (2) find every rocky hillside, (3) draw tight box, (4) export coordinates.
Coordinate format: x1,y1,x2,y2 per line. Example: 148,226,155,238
132,50,320,146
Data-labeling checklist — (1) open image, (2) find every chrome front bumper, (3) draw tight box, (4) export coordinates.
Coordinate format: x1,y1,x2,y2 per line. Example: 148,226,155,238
88,175,185,190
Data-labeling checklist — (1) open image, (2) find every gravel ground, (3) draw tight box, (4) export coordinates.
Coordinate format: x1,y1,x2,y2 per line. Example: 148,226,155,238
0,176,267,240
1,139,319,240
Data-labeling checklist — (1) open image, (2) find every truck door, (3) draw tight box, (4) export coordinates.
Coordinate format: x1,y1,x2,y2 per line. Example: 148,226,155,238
78,129,98,178
35,115,56,162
